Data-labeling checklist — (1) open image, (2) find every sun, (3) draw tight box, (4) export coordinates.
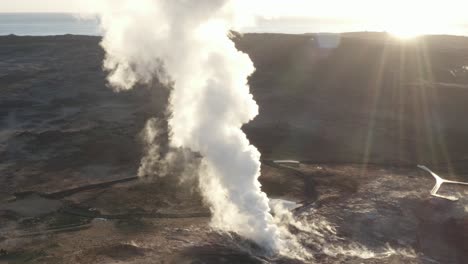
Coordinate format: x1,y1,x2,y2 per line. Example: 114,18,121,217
388,26,422,40
380,15,435,40
372,0,462,40
374,2,438,40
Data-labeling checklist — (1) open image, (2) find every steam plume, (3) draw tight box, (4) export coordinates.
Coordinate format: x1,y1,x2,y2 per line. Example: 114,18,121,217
92,0,282,252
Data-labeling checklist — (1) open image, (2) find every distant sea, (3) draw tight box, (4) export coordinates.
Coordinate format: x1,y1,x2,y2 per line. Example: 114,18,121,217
1,13,468,37
0,13,372,36
0,13,101,36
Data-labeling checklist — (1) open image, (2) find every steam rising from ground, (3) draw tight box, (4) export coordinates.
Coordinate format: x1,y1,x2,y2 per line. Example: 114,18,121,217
138,118,199,182
271,202,417,261
92,0,286,254
85,1,424,260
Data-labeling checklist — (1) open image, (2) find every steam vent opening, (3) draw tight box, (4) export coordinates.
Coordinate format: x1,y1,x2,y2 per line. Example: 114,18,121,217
2,1,468,263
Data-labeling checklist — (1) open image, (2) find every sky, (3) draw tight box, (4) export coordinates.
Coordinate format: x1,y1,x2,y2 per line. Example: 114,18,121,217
2,0,468,20
0,0,83,13
1,0,468,37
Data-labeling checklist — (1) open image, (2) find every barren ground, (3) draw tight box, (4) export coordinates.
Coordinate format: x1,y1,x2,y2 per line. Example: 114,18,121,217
1,33,468,263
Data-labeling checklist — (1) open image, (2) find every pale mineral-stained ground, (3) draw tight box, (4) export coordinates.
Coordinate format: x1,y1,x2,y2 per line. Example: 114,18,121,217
1,33,468,263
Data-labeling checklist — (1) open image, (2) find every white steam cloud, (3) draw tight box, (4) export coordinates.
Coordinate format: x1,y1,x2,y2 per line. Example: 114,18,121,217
91,0,286,254
80,2,423,260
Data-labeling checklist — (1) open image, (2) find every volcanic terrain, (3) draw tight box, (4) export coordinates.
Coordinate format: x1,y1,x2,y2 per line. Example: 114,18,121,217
0,32,467,263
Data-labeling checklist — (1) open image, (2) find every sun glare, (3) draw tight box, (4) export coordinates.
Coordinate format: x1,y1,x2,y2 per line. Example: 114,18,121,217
367,0,465,40
387,25,423,39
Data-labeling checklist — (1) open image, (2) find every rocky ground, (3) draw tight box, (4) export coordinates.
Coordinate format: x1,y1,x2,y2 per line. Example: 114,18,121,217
1,33,468,263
